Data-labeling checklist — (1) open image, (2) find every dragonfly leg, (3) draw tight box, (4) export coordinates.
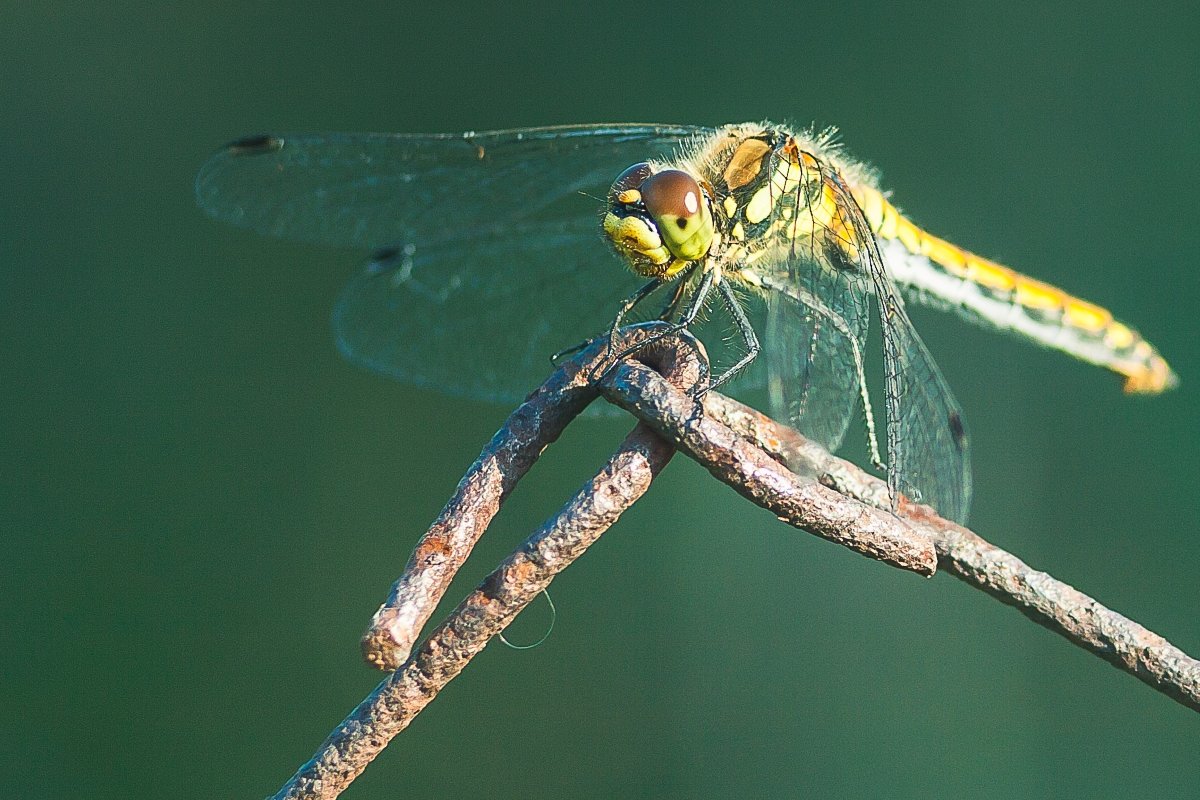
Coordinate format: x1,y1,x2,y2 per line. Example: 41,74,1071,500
655,278,691,322
674,267,715,326
704,281,761,393
549,339,592,365
607,277,667,352
551,277,663,366
861,373,886,471
845,324,885,471
596,267,715,386
832,309,885,471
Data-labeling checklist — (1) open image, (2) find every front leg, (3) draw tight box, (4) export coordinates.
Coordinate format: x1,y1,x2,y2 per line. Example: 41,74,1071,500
607,277,666,352
597,266,717,384
551,277,663,366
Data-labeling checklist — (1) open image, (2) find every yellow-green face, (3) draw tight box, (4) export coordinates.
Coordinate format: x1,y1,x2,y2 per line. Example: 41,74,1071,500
602,162,715,279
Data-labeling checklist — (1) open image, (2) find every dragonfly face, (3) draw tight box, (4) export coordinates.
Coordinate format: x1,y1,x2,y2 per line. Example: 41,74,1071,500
603,162,715,279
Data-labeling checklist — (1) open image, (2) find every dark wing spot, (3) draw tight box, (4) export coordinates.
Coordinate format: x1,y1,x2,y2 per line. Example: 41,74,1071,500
225,135,284,156
948,411,968,449
823,238,857,272
370,246,401,264
676,218,689,229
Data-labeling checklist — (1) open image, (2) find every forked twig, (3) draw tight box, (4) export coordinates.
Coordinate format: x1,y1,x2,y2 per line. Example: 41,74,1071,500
361,326,934,672
270,328,1198,800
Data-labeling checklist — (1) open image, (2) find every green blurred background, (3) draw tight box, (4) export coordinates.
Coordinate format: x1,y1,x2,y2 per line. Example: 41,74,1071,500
3,1,1197,797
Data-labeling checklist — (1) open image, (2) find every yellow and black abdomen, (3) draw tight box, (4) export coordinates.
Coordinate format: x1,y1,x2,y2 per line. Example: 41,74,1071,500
851,184,1177,394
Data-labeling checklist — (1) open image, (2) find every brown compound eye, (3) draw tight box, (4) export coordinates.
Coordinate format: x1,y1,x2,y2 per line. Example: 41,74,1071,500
639,169,703,222
638,169,714,261
608,162,653,205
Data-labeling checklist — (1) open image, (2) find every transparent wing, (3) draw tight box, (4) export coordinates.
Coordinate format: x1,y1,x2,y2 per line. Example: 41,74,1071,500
877,294,973,523
332,217,647,404
759,162,972,523
195,124,708,249
830,174,972,523
762,262,867,455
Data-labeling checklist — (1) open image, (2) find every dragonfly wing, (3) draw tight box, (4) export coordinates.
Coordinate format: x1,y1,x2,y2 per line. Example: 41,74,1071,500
875,290,974,523
762,267,868,455
195,124,708,249
333,216,648,405
759,162,972,523
830,178,974,523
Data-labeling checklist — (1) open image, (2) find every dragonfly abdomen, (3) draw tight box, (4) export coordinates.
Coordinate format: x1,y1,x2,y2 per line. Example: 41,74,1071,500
851,185,1177,394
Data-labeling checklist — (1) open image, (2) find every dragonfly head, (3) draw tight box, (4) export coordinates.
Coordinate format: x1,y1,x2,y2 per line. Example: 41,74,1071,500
603,162,715,279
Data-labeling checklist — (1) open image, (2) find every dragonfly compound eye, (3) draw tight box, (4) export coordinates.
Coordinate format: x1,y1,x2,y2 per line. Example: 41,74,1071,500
639,169,715,261
607,161,653,205
603,162,674,277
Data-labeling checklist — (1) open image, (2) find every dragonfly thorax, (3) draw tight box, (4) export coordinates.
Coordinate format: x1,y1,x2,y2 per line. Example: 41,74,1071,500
602,161,716,280
702,131,858,273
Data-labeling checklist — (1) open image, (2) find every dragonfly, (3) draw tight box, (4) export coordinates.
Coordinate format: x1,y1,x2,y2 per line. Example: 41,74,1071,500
196,123,1177,525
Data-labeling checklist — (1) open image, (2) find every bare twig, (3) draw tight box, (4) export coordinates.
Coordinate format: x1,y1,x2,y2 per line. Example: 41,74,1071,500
705,392,1200,712
270,330,1198,800
272,429,675,800
273,328,703,800
601,359,936,575
361,326,935,671
932,520,1200,711
358,329,600,671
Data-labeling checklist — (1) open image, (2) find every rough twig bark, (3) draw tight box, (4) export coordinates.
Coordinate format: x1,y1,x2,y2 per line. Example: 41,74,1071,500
275,328,693,799
704,392,1200,713
361,325,936,671
601,359,936,575
269,330,1198,800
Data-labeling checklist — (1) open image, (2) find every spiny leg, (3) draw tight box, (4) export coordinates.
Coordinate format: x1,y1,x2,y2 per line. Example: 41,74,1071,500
607,277,667,351
551,277,663,365
859,349,886,471
674,267,715,327
706,281,761,393
598,267,716,384
656,277,691,322
823,306,885,471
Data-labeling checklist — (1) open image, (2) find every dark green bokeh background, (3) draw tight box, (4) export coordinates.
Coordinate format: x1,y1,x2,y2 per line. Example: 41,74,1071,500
3,2,1197,797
